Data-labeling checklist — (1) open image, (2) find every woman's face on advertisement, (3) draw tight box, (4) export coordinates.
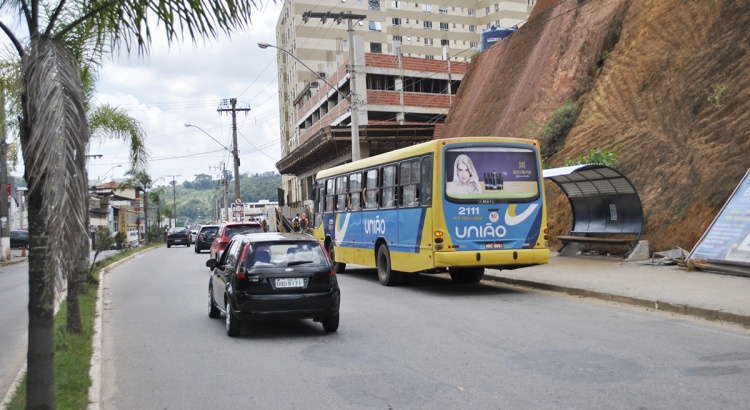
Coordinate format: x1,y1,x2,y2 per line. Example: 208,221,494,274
457,162,471,183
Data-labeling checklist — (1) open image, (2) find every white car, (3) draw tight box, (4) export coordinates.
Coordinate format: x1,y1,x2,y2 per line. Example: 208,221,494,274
190,230,198,243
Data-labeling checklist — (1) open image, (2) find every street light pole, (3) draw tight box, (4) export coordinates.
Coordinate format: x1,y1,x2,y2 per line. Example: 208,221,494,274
259,38,363,161
184,123,242,201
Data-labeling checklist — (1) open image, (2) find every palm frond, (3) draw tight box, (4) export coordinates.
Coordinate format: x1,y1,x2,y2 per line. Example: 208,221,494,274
55,0,261,55
89,104,148,171
21,35,89,294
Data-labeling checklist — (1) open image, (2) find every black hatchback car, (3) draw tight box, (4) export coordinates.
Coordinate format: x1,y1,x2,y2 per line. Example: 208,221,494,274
206,232,340,337
10,230,29,248
194,224,219,253
166,227,190,247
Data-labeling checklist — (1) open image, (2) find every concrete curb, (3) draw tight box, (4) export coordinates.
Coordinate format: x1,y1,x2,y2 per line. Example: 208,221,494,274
483,275,750,328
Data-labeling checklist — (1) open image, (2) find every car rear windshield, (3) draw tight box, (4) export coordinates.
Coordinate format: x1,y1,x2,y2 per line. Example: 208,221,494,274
226,225,262,237
169,228,187,234
200,227,219,234
245,241,329,270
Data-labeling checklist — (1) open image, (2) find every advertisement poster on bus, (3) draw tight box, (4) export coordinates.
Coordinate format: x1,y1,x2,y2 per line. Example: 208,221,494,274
689,168,750,265
444,147,540,202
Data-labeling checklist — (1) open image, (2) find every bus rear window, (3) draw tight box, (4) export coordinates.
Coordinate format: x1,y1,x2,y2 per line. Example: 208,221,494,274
445,147,539,202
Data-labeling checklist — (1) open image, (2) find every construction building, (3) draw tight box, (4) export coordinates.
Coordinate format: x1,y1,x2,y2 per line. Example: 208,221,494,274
272,0,534,206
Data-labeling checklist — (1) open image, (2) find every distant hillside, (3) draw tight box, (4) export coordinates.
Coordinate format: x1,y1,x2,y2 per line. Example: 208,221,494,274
442,0,750,253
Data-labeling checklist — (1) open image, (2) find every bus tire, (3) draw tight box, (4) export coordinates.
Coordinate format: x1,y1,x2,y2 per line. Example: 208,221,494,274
377,245,399,286
328,243,346,273
449,267,485,284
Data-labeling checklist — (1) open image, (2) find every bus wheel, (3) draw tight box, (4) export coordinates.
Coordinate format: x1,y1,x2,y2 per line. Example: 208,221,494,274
449,267,485,284
377,245,399,286
328,244,346,273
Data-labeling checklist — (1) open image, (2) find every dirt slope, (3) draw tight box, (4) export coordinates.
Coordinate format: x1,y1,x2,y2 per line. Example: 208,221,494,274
442,0,750,253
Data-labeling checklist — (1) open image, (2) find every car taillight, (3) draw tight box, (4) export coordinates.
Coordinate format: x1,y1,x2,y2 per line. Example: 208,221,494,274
237,245,251,279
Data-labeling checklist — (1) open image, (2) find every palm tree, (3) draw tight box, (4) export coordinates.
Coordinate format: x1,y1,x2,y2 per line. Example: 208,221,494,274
0,1,259,406
149,189,164,240
121,170,154,244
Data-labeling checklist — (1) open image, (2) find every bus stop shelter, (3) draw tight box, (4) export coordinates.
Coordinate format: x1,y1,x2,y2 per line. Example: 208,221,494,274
543,164,647,260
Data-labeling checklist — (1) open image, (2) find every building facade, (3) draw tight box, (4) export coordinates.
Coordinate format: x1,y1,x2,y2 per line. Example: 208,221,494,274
273,0,534,205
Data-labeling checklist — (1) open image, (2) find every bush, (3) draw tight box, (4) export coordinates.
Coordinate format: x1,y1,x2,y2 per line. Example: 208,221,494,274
541,99,581,158
564,149,619,167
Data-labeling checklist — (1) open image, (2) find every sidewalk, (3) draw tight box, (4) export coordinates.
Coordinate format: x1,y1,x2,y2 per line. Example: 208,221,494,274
484,253,750,327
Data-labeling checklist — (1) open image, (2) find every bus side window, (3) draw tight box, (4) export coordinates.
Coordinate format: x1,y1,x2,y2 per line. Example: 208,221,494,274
336,175,348,211
381,165,397,208
365,169,378,209
325,179,335,212
349,172,362,211
400,160,420,207
421,155,433,206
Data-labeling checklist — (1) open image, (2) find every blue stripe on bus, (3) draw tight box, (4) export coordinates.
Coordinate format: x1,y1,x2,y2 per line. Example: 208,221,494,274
327,207,427,254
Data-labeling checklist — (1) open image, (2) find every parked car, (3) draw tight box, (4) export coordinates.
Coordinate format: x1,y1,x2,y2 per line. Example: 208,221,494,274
206,232,340,336
194,225,219,253
167,227,191,248
10,230,29,248
190,229,198,243
209,221,264,262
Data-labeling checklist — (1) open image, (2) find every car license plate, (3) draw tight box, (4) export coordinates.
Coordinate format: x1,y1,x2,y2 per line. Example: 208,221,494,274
275,278,305,288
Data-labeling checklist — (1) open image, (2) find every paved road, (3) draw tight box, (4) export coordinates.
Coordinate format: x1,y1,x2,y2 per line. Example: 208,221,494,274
0,262,28,399
100,247,750,409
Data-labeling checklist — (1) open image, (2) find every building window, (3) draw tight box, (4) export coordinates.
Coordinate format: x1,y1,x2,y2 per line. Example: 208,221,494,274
440,22,448,31
495,4,500,12
423,20,432,29
439,6,448,14
468,9,476,17
470,41,478,49
371,43,383,53
392,1,401,8
369,21,382,31
440,39,449,46
485,6,490,14
392,18,402,26
425,55,434,60
393,35,403,42
422,4,431,12
469,25,476,33
369,0,380,11
425,38,433,46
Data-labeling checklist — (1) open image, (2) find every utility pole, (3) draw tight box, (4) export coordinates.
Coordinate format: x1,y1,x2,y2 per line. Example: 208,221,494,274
217,98,250,201
167,174,181,227
302,10,367,161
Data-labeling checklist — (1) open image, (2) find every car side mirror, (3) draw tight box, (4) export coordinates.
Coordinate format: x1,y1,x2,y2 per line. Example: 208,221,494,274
206,259,218,269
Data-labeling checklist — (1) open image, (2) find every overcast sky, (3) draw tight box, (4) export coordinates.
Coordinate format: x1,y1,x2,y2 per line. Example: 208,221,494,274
83,2,285,188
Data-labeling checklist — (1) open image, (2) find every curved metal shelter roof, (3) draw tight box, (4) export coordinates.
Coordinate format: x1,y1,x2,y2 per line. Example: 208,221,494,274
543,164,643,238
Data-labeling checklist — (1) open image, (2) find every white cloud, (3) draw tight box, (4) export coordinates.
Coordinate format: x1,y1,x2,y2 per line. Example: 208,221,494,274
87,2,284,187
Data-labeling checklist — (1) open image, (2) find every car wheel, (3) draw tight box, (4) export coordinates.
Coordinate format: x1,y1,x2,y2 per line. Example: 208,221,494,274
328,244,346,273
194,245,199,253
322,313,339,333
167,243,171,248
376,245,399,286
208,286,220,319
225,299,241,337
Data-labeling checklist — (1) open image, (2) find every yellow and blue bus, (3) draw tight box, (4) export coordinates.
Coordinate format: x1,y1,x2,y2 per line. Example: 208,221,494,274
312,137,549,285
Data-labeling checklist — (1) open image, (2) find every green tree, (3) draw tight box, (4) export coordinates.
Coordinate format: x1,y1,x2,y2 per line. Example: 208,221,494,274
121,170,155,244
0,1,258,407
